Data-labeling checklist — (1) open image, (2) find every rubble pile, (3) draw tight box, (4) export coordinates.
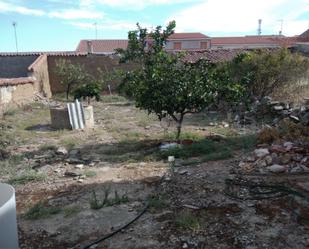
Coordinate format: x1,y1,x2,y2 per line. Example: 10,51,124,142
237,142,309,174
235,96,309,125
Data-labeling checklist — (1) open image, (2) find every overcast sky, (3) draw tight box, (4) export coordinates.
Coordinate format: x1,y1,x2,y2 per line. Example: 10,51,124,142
0,0,308,52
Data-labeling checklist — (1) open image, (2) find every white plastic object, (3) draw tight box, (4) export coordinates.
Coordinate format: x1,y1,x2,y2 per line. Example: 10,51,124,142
0,183,19,249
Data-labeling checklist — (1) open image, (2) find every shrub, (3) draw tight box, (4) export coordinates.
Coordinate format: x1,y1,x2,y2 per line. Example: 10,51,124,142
257,127,280,144
224,48,309,101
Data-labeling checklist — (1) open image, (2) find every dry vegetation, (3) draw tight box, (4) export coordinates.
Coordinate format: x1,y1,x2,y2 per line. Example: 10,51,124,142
0,95,308,249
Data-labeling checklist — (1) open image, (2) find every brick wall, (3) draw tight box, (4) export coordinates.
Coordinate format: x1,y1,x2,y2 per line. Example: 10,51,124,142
47,54,136,93
0,56,38,78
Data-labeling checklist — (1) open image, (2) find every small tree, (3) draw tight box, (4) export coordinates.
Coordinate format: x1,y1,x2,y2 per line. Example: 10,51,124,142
118,22,243,139
55,59,88,99
73,81,102,105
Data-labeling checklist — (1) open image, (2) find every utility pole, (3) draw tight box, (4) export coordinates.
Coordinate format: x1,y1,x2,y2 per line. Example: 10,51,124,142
12,21,18,53
93,22,97,39
257,19,262,36
278,19,283,36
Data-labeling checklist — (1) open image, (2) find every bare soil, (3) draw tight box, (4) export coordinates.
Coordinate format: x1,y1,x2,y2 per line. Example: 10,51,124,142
1,98,308,249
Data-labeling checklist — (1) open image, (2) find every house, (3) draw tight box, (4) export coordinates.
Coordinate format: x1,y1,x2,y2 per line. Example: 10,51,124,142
76,30,309,54
210,29,309,49
76,33,211,54
164,33,211,51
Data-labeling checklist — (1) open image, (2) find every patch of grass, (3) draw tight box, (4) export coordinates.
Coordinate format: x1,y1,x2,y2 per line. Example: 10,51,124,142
208,126,238,137
39,144,57,152
8,170,47,185
84,170,97,178
60,138,76,150
162,131,204,141
3,108,17,117
225,134,257,151
52,93,73,102
159,139,222,159
125,131,143,140
159,134,256,161
147,194,168,212
101,95,128,103
24,201,61,220
63,206,81,217
93,140,158,163
10,154,24,164
90,188,129,210
182,149,233,166
175,211,200,231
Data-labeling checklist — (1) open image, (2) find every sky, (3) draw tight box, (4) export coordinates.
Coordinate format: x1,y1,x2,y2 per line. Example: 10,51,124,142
0,0,308,52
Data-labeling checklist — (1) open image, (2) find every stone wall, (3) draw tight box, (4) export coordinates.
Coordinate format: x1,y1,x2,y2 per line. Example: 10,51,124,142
47,54,136,94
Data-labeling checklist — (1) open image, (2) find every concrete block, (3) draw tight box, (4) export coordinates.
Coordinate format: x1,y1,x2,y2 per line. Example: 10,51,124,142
50,107,71,129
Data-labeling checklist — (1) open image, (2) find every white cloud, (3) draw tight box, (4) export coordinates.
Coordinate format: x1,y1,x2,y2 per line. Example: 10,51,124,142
168,0,309,36
80,0,200,9
0,1,45,16
69,20,138,30
49,9,104,19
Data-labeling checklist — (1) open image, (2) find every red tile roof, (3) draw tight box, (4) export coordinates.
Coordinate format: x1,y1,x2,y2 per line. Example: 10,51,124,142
211,35,300,47
0,51,86,56
212,36,277,45
299,29,309,39
168,32,209,39
183,49,248,63
0,77,35,86
76,33,210,53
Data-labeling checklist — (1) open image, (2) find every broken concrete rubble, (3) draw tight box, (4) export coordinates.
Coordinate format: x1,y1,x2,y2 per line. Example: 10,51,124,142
235,96,309,125
238,141,309,174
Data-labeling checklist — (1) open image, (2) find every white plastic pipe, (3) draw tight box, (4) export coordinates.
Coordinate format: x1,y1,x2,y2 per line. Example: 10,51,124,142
0,183,19,249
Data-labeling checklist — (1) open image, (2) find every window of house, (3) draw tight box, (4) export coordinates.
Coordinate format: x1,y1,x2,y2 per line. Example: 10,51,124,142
201,41,208,49
173,42,182,50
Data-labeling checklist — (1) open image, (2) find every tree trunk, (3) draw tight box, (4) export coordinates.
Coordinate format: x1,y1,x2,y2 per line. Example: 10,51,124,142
175,114,184,141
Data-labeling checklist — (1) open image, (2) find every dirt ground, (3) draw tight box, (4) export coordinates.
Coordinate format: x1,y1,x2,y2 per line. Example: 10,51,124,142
0,97,308,249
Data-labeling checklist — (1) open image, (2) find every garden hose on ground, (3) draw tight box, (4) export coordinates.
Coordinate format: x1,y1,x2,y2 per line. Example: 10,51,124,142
79,173,168,249
224,178,309,201
81,202,149,249
224,177,309,224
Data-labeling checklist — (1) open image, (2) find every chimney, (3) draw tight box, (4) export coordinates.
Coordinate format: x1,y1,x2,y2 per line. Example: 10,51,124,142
87,40,93,54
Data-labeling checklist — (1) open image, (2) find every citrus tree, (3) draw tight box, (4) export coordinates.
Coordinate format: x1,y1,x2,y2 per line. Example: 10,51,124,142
118,21,244,139
55,59,88,99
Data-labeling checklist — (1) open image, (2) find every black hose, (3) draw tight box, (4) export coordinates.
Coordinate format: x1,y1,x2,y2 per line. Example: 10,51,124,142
81,202,149,249
225,178,309,201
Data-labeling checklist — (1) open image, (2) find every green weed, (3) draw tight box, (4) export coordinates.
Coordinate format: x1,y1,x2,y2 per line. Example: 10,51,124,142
90,188,129,210
8,170,46,185
84,170,97,178
63,206,81,217
175,211,200,231
147,194,168,212
24,201,61,220
39,144,57,152
101,95,128,103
